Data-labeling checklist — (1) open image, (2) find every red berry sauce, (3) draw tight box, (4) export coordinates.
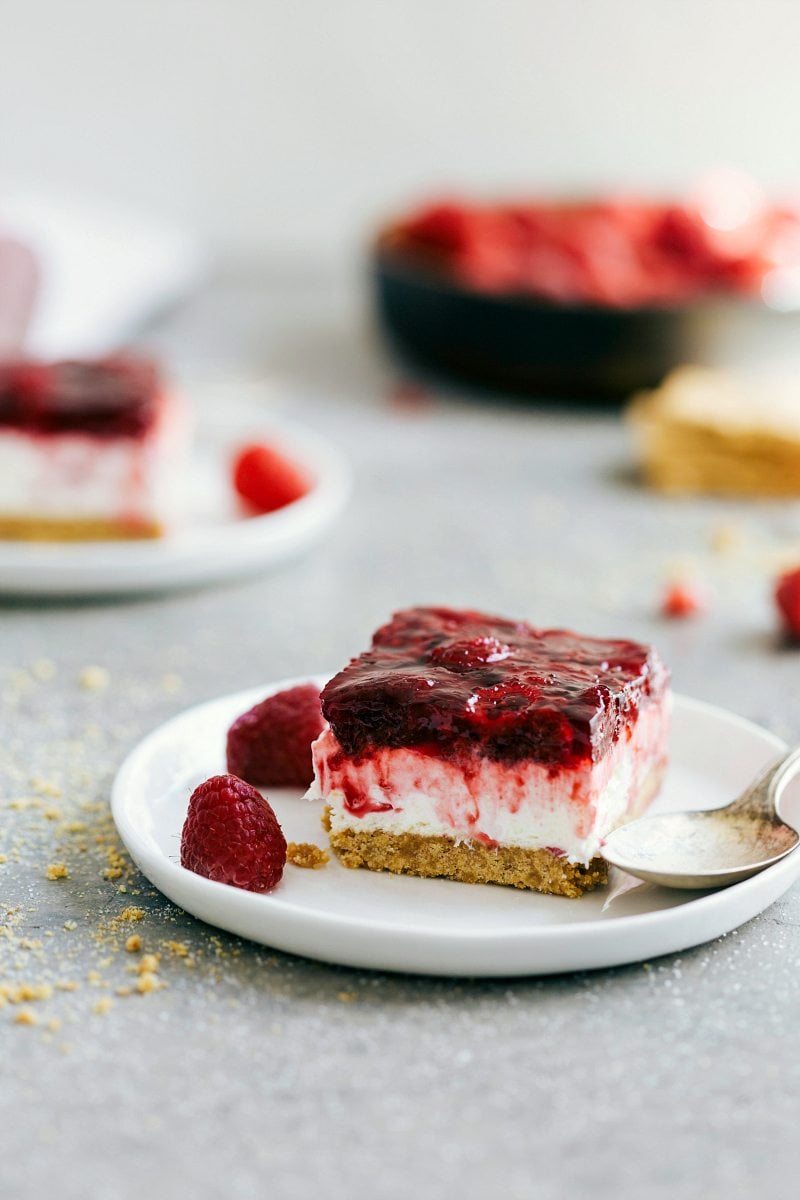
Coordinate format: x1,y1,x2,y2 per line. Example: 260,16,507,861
321,607,668,770
0,356,160,438
383,197,799,308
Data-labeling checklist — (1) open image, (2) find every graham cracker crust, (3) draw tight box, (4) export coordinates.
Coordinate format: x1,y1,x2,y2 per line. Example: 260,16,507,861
0,515,162,541
327,821,607,898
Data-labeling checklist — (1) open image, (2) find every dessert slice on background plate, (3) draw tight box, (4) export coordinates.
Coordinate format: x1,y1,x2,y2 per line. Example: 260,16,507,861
310,606,671,898
629,365,800,496
0,355,188,540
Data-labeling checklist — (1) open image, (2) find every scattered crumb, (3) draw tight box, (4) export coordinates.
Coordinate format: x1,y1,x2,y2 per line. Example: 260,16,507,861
137,954,160,975
0,855,6,865
116,907,145,924
45,862,69,881
135,972,163,994
63,920,77,931
47,1017,62,1032
43,806,62,822
286,842,330,869
79,666,110,692
709,522,743,554
32,778,62,798
164,940,189,958
0,983,53,1004
31,659,57,682
336,991,357,1003
125,934,142,953
93,996,113,1016
14,1008,38,1026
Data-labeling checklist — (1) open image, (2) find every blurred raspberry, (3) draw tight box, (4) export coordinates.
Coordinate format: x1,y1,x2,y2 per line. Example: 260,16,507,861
661,580,706,619
233,442,312,514
776,567,800,638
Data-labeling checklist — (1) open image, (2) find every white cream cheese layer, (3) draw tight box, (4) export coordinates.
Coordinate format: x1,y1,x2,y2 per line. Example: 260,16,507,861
0,392,188,524
310,695,670,865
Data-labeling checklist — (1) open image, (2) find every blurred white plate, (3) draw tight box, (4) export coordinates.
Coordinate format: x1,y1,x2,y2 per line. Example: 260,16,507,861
111,684,800,977
0,187,206,357
0,422,351,596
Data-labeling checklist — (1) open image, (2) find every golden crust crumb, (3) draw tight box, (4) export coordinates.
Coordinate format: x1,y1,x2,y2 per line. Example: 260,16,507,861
117,906,144,922
125,934,142,953
14,1007,38,1025
135,972,163,994
286,842,330,869
93,996,113,1016
45,862,69,881
79,666,110,691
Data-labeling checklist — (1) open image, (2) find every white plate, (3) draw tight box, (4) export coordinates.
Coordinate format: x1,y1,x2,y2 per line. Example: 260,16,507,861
0,420,351,596
111,681,800,977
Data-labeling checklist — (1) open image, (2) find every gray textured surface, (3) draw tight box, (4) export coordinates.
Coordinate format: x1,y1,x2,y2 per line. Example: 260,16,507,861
3,270,800,1200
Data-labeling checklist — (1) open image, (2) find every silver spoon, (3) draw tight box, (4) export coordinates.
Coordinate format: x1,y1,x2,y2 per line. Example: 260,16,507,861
601,748,800,889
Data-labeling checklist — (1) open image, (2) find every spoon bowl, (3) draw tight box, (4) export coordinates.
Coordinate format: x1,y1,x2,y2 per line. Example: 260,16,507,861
603,747,800,889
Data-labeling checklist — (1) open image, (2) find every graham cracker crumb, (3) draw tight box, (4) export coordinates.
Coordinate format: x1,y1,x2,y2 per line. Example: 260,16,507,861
125,934,142,953
63,920,77,931
118,906,144,922
31,659,57,682
45,862,69,881
43,806,62,822
137,954,160,975
47,1017,62,1032
0,982,53,1004
164,940,189,958
0,855,6,865
31,777,62,798
79,666,110,691
337,991,357,1003
135,972,163,994
14,1007,38,1025
286,842,330,869
93,996,113,1016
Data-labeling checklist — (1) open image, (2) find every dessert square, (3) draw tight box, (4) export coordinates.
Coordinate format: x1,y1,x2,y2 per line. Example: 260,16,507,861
0,356,187,540
310,607,670,897
629,366,800,496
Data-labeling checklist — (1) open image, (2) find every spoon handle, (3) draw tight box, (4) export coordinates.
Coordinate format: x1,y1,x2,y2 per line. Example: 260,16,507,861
727,747,800,819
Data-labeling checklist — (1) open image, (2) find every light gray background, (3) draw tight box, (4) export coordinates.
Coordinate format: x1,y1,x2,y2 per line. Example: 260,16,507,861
2,271,800,1199
2,0,800,256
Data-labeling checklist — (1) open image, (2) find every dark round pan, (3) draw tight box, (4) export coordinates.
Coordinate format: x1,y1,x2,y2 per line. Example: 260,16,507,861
373,247,778,401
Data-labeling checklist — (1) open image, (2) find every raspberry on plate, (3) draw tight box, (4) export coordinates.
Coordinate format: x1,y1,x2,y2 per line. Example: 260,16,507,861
226,683,325,788
776,567,800,638
180,774,287,892
232,441,312,514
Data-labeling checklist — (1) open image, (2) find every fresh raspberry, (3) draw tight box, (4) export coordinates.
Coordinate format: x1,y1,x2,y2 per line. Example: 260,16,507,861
776,567,800,638
661,580,706,618
232,442,312,514
181,774,286,891
226,683,324,788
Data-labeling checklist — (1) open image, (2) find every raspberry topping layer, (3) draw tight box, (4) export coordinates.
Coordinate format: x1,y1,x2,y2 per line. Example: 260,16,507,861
0,356,160,437
382,196,800,308
321,607,668,768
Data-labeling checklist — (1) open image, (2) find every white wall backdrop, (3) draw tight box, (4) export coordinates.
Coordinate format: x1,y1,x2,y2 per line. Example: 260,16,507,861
2,0,800,258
